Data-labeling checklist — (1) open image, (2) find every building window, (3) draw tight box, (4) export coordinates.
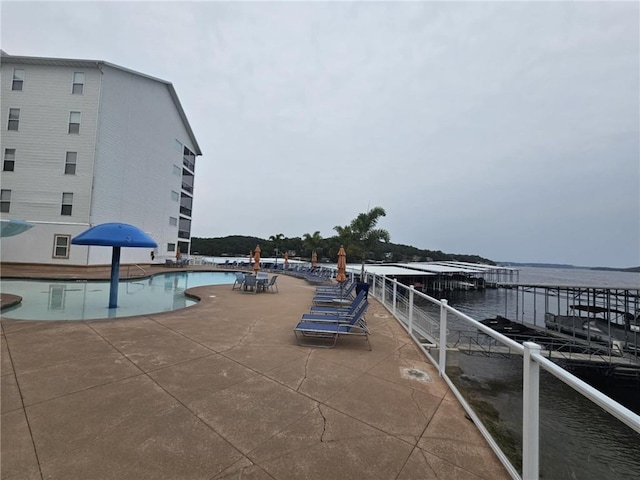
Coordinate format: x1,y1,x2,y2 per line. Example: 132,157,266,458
68,111,81,134
61,192,73,216
12,69,25,91
169,216,178,226
167,243,176,252
171,190,179,202
178,217,191,239
174,139,182,151
53,235,71,259
180,193,192,216
183,146,195,171
173,165,181,177
72,72,85,94
1,190,11,213
3,149,16,172
181,169,194,193
65,152,77,175
8,108,20,131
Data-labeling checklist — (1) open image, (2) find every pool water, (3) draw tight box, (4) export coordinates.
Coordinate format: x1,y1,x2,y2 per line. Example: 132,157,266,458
0,271,237,321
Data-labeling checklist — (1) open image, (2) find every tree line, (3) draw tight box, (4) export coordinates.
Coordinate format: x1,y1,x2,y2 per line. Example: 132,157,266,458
190,234,493,265
190,206,494,266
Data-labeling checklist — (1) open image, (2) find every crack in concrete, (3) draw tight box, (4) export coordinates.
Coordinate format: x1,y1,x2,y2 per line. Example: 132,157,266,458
410,388,432,426
295,351,312,392
237,317,259,346
318,405,328,443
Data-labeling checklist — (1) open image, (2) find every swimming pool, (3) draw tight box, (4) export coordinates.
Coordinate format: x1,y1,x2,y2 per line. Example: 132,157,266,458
0,271,237,321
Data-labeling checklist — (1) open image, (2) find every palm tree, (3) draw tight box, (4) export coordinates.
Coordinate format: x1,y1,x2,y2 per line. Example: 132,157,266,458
334,206,390,279
302,231,323,260
269,233,285,266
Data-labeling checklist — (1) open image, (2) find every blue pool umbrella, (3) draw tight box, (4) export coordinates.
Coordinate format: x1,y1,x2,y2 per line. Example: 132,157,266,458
0,219,35,237
72,223,157,308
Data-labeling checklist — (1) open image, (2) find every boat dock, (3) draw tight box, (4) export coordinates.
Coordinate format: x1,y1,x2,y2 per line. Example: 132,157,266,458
348,261,519,293
464,283,640,385
200,257,520,293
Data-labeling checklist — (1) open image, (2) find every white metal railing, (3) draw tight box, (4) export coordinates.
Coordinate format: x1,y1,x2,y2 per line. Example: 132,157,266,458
366,274,640,480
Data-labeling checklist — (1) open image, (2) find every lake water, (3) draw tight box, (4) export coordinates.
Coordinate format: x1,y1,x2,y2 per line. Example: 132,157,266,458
440,266,640,479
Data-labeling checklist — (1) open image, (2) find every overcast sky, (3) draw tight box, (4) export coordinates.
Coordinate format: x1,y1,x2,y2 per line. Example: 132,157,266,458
2,1,638,267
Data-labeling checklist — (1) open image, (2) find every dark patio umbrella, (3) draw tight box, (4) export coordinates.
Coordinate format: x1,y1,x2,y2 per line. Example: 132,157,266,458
72,223,157,308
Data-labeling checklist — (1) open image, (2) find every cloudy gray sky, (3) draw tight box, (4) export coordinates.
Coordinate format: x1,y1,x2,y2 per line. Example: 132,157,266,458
2,1,638,267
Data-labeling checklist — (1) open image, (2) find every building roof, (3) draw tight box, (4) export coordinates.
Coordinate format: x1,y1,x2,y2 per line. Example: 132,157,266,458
1,51,202,156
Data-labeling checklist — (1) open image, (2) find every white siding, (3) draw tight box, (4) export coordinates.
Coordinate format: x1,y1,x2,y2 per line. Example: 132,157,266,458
0,223,89,265
0,63,100,223
1,62,100,265
0,223,152,266
92,66,197,261
0,56,202,266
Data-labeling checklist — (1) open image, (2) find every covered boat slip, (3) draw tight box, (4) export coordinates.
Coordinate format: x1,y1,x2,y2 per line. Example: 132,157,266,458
492,283,640,359
197,256,518,293
347,261,519,293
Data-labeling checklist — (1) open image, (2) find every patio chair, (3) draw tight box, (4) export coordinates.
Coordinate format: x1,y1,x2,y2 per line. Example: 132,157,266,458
232,272,245,291
264,275,279,293
254,272,269,292
294,300,371,349
243,274,257,293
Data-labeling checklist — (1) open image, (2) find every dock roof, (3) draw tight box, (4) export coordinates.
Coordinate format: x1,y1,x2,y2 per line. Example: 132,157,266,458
394,262,474,274
345,264,435,276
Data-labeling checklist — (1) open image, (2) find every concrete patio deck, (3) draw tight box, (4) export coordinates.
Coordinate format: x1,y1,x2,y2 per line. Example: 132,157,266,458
1,267,510,479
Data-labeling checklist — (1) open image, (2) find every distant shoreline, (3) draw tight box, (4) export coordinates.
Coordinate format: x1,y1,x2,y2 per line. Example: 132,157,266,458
498,262,640,273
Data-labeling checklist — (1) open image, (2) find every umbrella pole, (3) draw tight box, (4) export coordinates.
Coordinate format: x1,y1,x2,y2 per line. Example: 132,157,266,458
109,246,121,308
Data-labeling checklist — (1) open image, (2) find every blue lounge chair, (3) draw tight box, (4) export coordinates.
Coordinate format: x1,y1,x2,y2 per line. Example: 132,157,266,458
315,278,354,292
312,282,356,304
294,300,371,349
308,290,366,315
301,300,369,329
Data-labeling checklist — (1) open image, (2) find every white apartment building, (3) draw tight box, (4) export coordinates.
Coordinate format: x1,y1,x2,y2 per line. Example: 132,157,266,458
0,51,202,266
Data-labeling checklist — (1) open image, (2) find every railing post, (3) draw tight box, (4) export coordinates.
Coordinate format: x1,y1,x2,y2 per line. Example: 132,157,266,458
369,274,375,298
523,341,542,480
381,275,387,308
392,278,397,317
408,286,415,334
439,299,448,376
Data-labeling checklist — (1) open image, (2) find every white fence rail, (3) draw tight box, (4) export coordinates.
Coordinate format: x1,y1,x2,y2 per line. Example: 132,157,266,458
366,274,640,480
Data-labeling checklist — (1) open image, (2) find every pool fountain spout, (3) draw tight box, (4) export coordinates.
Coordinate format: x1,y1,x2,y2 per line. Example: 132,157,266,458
72,223,157,308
